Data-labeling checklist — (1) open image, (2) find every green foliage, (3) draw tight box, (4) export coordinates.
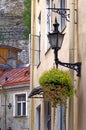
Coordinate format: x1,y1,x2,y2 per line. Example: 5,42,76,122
39,68,74,107
23,0,31,35
23,28,30,40
39,68,73,89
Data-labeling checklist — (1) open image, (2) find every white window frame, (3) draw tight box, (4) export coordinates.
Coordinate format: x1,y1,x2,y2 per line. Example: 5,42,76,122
36,35,41,66
13,92,27,117
36,12,41,66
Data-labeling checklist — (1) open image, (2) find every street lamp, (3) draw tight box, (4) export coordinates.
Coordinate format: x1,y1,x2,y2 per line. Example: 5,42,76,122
48,19,81,76
48,19,64,50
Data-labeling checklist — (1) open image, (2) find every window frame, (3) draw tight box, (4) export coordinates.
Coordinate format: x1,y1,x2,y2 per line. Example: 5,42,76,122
13,92,27,117
36,12,41,66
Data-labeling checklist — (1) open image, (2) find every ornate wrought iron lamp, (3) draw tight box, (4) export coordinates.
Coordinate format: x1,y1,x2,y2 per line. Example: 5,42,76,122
48,19,81,76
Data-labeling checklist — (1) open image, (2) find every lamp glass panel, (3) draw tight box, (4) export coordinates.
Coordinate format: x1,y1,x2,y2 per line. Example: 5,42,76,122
57,33,64,49
48,33,58,49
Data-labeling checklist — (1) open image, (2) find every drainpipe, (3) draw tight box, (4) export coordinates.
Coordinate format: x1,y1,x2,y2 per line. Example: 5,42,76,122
4,92,7,130
68,0,75,130
30,0,36,130
0,85,7,130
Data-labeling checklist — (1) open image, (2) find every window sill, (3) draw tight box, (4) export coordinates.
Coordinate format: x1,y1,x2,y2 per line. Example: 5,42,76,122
14,115,27,118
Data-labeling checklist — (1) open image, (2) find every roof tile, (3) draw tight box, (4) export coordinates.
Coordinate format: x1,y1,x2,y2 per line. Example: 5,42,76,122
0,66,30,87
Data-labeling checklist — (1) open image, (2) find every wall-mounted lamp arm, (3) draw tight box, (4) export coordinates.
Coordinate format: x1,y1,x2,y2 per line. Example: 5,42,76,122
56,60,81,77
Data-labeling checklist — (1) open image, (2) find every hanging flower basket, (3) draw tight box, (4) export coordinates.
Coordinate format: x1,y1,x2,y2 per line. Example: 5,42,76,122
39,68,74,107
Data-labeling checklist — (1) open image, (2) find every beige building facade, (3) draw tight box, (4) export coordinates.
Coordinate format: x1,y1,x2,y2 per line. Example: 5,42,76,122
29,0,86,130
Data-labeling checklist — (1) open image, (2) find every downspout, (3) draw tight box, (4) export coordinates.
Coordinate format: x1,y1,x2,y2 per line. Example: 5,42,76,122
68,0,75,130
1,86,7,130
4,92,7,130
30,0,36,130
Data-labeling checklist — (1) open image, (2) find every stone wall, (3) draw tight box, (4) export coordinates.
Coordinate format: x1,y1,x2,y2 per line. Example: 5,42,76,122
0,0,29,64
0,0,24,15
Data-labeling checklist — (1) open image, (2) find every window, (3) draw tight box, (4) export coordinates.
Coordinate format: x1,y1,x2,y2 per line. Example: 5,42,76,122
29,33,40,66
36,105,41,130
34,12,41,66
56,105,66,130
45,0,52,51
16,94,26,116
46,0,51,32
58,0,66,31
44,102,51,130
47,102,51,130
13,93,27,117
37,12,41,65
36,35,40,66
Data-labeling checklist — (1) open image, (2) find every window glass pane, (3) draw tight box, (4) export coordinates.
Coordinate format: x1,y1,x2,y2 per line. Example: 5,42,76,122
17,103,21,115
17,94,26,101
62,105,66,130
46,0,52,51
48,102,51,116
36,36,40,65
58,0,66,31
22,95,26,101
34,35,41,66
60,0,66,30
36,106,41,130
36,12,41,66
17,96,21,101
23,102,26,115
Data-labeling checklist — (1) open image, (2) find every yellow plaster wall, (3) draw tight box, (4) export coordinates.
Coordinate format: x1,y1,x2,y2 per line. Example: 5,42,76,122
30,0,86,130
78,0,86,130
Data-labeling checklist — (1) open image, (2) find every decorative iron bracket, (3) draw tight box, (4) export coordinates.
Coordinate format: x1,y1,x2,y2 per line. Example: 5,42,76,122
47,8,77,22
57,60,81,77
47,8,70,21
1,103,12,109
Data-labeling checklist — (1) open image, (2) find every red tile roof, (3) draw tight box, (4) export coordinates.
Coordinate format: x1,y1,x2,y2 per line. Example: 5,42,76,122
0,66,30,87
